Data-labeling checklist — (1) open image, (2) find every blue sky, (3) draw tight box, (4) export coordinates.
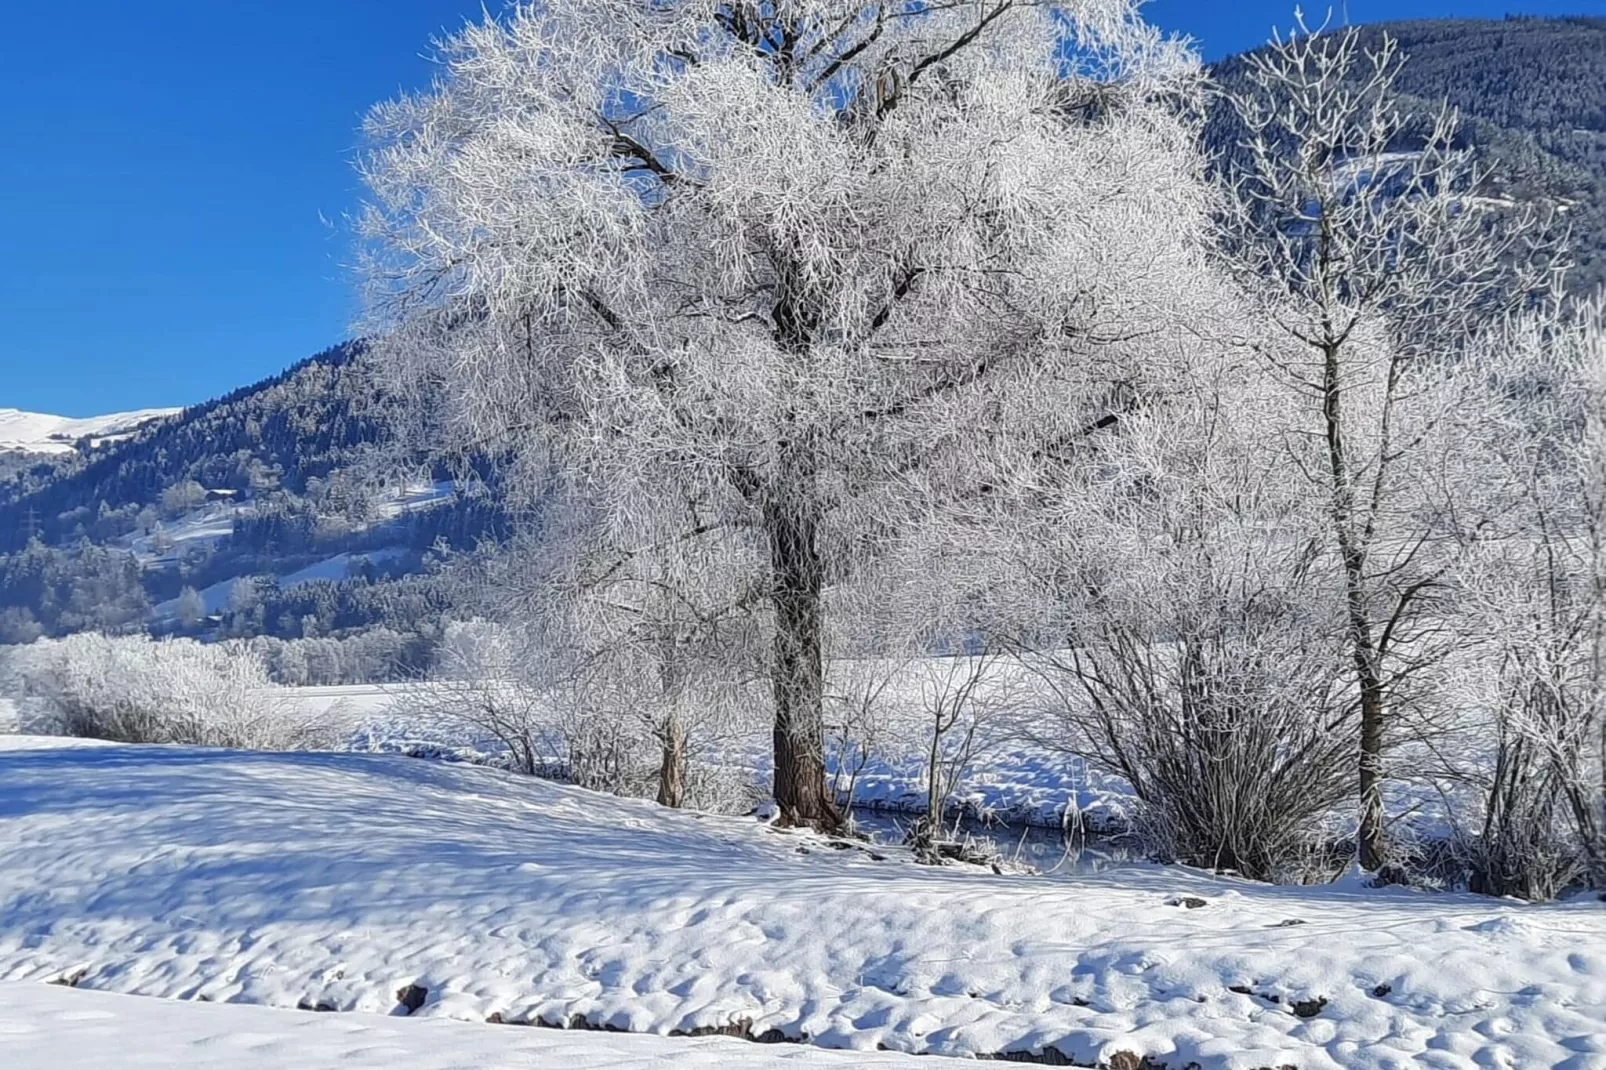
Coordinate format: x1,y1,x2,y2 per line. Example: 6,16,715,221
2,1,1603,417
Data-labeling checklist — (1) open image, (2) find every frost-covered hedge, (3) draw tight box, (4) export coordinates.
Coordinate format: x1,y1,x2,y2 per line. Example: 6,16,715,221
3,634,320,751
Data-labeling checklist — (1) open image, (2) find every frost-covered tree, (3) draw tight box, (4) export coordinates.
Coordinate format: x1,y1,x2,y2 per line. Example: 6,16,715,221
175,586,207,630
990,331,1358,881
359,0,1210,827
1222,22,1562,870
1450,303,1606,896
399,620,559,776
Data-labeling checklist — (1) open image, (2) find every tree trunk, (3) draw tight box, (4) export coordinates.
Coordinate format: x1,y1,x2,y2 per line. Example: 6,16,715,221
765,484,842,832
1321,338,1389,871
1353,636,1387,871
656,710,687,808
763,254,841,832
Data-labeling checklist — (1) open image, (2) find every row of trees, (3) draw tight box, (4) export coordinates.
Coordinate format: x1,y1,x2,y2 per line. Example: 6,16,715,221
356,2,1603,891
0,539,149,641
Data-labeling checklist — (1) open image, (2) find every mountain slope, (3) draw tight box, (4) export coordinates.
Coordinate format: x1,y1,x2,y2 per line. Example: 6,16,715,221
0,343,504,646
1207,15,1606,295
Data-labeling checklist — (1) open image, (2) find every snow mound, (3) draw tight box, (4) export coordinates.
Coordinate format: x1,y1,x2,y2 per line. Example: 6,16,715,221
0,739,1603,1069
0,407,180,455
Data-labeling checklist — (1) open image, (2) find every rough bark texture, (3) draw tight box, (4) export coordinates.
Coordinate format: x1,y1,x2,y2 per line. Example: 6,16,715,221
763,261,842,833
765,486,842,832
656,711,687,809
1353,640,1388,871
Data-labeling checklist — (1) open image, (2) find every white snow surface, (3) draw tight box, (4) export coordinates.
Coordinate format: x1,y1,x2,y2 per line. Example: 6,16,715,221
374,478,456,519
1,738,1604,1068
0,981,922,1069
0,407,179,455
151,575,247,620
125,502,247,565
339,661,1135,828
149,550,410,621
277,548,409,588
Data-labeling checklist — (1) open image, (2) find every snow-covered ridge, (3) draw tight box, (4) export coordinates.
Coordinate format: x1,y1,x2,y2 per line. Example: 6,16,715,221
0,407,181,455
1,981,923,1070
0,406,182,456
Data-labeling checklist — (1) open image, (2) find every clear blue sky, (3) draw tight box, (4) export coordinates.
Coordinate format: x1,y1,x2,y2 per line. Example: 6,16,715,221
2,1,1602,417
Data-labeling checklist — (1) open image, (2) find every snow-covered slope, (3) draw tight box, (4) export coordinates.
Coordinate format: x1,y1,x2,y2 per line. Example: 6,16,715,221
0,407,180,455
1,738,1602,1069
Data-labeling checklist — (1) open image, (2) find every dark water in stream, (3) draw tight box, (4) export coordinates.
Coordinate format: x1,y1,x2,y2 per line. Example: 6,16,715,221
847,807,1143,875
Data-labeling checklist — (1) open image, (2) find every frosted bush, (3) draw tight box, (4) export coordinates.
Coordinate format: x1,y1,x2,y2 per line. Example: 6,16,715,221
10,634,320,751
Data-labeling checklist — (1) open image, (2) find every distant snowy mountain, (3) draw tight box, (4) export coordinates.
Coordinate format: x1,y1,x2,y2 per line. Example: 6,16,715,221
0,407,181,456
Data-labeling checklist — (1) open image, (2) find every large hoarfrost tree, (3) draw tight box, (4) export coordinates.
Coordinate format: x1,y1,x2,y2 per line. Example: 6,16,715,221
1223,23,1561,869
358,0,1210,828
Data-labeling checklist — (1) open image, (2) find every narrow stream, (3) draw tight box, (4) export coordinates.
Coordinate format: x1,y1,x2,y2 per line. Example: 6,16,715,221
847,806,1143,875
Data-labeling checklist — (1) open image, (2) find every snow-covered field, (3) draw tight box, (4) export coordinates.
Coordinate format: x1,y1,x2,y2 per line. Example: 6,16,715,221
375,478,457,519
0,981,923,1069
150,548,412,620
305,663,1437,835
2,736,1603,1069
276,547,410,588
124,501,247,565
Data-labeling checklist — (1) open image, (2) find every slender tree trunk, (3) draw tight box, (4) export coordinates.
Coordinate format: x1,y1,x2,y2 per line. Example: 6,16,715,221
653,624,690,809
656,709,687,808
765,477,842,832
1352,632,1387,870
1321,339,1389,871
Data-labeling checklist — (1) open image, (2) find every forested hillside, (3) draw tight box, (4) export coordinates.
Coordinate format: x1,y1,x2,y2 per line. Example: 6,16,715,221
0,344,507,650
0,342,395,552
1209,15,1606,293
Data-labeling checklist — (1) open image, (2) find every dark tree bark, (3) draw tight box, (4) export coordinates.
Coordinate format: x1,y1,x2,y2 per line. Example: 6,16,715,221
656,710,688,808
1322,337,1388,871
759,255,843,832
763,459,842,832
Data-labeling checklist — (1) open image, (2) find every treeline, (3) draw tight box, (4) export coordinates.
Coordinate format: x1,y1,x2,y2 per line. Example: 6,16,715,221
0,541,148,643
245,629,437,686
214,571,463,644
